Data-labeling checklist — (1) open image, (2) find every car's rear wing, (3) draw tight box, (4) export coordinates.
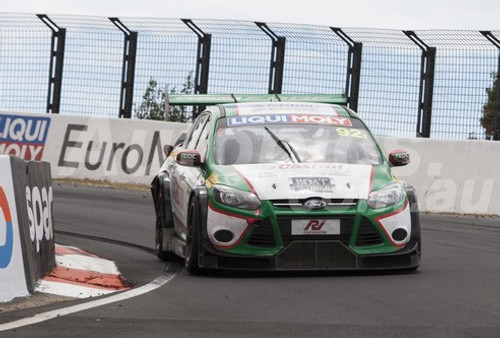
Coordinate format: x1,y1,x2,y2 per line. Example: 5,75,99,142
165,93,347,115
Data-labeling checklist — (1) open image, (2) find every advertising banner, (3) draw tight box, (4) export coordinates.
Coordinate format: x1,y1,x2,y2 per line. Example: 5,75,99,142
10,157,55,291
0,155,29,302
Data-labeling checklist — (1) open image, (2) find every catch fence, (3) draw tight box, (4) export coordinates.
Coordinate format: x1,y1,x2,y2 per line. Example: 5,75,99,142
0,13,499,139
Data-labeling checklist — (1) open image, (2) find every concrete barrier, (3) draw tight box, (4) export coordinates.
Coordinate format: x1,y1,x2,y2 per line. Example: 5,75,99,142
379,137,499,215
1,111,500,215
0,155,55,302
0,112,190,185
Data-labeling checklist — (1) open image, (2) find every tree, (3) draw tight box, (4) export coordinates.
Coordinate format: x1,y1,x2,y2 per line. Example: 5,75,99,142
135,72,194,122
481,72,500,140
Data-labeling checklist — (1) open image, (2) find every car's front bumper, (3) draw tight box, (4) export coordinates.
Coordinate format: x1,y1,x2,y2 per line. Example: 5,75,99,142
198,239,420,271
196,187,420,271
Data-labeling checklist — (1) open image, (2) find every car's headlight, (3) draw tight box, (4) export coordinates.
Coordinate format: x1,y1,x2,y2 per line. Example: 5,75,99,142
213,184,261,210
367,182,404,209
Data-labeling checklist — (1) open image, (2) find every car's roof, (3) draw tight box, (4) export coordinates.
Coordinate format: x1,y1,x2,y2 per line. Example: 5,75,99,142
215,102,354,118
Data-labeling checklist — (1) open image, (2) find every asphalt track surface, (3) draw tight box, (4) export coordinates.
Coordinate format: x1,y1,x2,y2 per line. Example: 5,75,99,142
1,182,500,337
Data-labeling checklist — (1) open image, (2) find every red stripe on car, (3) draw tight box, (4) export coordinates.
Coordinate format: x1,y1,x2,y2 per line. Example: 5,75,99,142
231,165,258,195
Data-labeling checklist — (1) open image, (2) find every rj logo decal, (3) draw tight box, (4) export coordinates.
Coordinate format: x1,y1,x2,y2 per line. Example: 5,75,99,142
291,219,341,235
303,220,326,231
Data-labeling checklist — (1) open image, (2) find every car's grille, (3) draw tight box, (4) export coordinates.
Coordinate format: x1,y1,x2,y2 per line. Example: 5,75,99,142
277,216,355,246
247,222,276,247
248,216,382,248
355,217,384,246
271,199,357,210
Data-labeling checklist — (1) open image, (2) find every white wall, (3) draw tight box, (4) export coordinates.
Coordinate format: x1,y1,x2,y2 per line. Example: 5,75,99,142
378,137,499,215
1,111,499,215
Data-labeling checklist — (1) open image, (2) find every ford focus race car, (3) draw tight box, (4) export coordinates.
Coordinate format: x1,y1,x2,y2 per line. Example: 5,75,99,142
151,94,420,273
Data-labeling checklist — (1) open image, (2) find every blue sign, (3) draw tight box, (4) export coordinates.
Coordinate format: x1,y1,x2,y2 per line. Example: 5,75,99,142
0,114,51,161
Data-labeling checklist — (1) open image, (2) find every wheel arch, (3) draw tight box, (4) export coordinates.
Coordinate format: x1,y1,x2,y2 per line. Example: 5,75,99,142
404,183,421,257
189,186,210,248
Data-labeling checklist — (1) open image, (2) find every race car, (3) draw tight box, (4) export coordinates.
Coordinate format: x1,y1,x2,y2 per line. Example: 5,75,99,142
151,94,421,273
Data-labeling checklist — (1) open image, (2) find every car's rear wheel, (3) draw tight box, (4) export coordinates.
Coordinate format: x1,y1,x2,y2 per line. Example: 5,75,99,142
185,198,201,274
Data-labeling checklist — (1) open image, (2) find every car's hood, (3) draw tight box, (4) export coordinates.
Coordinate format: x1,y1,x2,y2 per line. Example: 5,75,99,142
228,163,373,200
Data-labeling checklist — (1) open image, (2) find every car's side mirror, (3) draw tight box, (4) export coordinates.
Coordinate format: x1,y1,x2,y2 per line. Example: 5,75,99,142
388,149,410,166
176,150,202,167
163,144,174,157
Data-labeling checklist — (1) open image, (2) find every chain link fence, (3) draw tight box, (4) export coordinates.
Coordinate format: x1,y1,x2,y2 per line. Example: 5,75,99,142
0,13,499,140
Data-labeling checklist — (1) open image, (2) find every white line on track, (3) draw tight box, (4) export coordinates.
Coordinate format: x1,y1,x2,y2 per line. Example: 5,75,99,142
0,266,177,332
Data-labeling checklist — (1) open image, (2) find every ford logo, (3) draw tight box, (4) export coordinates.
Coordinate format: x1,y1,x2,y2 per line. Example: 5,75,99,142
304,199,327,209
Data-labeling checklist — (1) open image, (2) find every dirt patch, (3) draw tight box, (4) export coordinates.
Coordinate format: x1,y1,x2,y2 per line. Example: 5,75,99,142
422,211,500,219
0,293,73,314
53,178,149,191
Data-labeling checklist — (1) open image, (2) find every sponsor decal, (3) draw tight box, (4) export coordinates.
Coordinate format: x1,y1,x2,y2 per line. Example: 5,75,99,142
389,150,410,166
279,164,344,170
291,219,340,235
290,177,334,193
178,151,200,161
26,186,53,252
0,187,13,269
0,114,51,160
289,114,351,126
227,114,351,127
205,172,220,188
228,114,289,126
58,124,167,175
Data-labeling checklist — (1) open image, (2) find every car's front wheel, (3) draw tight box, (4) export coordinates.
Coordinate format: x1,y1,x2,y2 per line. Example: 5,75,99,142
155,183,172,261
185,198,201,274
155,223,170,260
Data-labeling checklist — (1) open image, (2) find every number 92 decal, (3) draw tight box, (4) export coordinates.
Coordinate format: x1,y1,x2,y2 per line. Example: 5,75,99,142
336,127,366,138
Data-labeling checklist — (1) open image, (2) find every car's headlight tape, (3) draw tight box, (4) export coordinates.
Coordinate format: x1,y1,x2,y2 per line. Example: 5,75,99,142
367,182,404,209
213,184,261,210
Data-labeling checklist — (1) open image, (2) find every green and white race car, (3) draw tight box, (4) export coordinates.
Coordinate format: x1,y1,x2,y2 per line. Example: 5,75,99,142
151,94,421,273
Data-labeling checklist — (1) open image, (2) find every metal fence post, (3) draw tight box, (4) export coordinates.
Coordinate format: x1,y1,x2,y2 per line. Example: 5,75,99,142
110,18,137,119
404,31,436,138
37,14,66,114
256,22,286,94
331,28,362,112
182,19,211,119
480,31,500,140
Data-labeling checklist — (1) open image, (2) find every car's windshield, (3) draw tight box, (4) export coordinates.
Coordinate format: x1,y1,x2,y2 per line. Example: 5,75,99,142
214,115,382,165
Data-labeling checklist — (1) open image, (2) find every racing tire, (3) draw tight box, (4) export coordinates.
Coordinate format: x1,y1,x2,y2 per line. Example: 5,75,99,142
185,198,201,274
155,180,173,261
155,223,171,261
